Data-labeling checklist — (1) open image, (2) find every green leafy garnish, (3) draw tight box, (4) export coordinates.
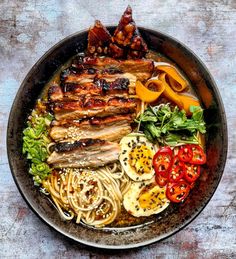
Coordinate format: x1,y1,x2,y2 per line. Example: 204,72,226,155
136,104,206,146
23,110,53,185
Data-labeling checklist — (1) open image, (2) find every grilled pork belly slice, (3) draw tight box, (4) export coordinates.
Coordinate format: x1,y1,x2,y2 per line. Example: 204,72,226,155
63,72,136,91
62,76,135,96
47,139,120,168
60,65,123,84
53,97,138,121
48,84,63,101
49,76,136,102
87,20,112,56
52,114,134,127
50,122,131,142
70,56,153,81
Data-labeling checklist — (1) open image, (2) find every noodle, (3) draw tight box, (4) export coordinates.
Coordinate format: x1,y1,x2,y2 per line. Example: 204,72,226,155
43,162,130,227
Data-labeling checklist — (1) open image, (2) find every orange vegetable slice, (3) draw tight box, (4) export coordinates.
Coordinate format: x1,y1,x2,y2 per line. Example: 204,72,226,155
179,94,200,114
135,80,165,103
156,65,188,92
159,73,183,109
159,73,200,115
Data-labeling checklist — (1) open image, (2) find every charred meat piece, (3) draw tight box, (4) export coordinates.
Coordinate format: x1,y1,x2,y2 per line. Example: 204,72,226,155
50,122,132,142
47,139,120,168
50,114,134,142
87,20,112,56
51,114,134,127
109,43,124,59
63,82,103,98
94,77,130,93
53,97,139,121
70,56,154,81
60,76,135,100
109,6,148,59
62,72,136,93
48,84,63,102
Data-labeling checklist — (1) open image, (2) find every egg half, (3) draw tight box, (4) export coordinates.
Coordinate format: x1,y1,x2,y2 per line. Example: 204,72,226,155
123,177,170,217
119,134,156,181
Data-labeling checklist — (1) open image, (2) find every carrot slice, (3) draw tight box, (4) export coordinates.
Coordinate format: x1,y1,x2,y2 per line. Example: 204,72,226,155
156,65,188,92
135,80,165,103
159,73,200,115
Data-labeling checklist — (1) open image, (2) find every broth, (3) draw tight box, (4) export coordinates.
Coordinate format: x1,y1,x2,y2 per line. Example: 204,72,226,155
32,50,203,228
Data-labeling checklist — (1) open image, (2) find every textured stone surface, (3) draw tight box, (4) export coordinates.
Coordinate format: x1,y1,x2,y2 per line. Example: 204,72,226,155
0,0,235,258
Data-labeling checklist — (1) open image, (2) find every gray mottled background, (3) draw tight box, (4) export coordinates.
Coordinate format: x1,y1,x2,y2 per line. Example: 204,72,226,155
0,0,236,258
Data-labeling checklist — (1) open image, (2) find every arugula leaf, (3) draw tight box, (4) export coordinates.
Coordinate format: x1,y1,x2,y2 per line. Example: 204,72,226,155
136,104,206,146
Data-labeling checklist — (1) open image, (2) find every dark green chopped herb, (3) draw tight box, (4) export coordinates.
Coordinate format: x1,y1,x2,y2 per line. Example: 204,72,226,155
136,104,206,146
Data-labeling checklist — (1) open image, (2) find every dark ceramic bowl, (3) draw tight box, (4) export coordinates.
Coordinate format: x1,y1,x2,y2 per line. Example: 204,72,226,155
7,27,227,249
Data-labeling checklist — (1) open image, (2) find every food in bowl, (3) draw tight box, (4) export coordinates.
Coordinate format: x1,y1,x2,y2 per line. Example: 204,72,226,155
22,6,207,228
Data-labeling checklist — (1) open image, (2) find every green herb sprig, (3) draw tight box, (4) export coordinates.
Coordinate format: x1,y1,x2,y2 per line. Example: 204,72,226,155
136,104,206,146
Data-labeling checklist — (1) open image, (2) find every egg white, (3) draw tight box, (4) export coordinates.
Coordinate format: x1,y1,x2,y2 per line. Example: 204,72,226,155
119,134,156,181
123,177,170,217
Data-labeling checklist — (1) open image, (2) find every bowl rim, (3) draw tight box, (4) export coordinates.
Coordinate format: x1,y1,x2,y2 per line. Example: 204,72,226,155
7,26,228,249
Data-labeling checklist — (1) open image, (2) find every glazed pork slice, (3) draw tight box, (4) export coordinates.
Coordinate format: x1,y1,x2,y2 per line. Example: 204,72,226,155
48,84,64,101
53,97,139,121
63,73,137,92
50,122,131,142
61,75,136,98
47,139,120,168
87,20,112,56
48,72,137,102
51,114,135,141
51,114,134,127
60,65,123,84
70,56,154,81
109,6,148,59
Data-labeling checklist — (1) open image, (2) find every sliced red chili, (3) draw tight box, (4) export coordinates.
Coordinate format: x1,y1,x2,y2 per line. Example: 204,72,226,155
184,163,200,183
166,180,190,203
155,173,168,187
153,146,173,177
168,165,185,183
178,145,193,162
172,155,184,168
189,144,206,165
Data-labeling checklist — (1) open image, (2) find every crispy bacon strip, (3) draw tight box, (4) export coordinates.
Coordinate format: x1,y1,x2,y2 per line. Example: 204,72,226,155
109,5,148,59
87,20,112,56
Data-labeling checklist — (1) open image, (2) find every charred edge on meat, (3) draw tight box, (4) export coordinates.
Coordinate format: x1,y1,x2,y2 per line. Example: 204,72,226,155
51,113,134,127
94,77,129,94
52,138,106,153
48,84,63,101
87,20,112,56
109,5,148,59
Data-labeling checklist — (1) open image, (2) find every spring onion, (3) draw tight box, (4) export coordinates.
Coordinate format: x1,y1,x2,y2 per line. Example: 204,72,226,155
23,111,53,185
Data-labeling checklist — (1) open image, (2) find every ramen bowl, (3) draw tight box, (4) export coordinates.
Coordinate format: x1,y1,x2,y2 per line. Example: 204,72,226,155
7,27,227,249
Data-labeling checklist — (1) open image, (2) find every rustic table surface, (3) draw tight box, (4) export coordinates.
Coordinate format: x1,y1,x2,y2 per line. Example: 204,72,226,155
1,0,236,258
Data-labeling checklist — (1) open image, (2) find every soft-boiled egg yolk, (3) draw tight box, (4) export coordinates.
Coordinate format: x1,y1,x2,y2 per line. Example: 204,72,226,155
123,177,170,217
129,144,153,175
119,135,156,181
138,184,167,209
